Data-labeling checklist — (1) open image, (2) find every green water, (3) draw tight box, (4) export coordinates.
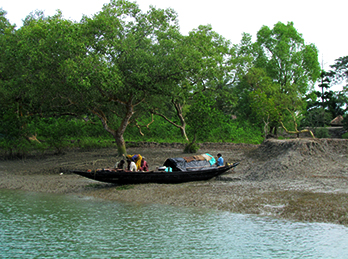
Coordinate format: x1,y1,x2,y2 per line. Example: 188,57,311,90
1,189,348,258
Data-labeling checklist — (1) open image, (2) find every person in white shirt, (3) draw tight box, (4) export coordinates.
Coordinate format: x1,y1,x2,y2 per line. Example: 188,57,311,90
127,158,137,172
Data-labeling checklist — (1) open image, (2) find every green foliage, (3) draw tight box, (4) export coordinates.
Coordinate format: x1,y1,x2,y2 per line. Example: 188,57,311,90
36,118,71,153
306,90,346,120
124,111,264,145
303,66,347,129
255,21,321,93
78,137,113,150
34,116,112,152
329,56,348,89
301,107,332,128
235,21,321,135
3,6,327,154
0,137,33,158
314,127,330,139
343,115,348,131
218,121,264,144
123,114,184,142
0,113,264,157
0,107,27,141
186,93,223,139
241,67,281,135
184,142,200,153
0,105,34,157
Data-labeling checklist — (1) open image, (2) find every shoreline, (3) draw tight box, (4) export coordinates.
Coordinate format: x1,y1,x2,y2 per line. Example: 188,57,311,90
1,139,348,225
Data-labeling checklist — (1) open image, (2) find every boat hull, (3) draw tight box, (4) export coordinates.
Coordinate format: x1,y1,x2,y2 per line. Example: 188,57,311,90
72,162,239,184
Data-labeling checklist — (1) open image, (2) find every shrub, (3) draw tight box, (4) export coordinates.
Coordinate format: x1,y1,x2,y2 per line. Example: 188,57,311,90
78,137,114,150
314,127,330,138
184,142,200,153
343,115,348,130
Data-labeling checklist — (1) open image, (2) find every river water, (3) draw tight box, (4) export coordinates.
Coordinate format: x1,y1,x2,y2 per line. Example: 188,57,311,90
1,189,348,259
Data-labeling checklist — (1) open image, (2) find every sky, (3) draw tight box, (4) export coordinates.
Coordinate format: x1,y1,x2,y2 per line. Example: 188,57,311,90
1,0,347,91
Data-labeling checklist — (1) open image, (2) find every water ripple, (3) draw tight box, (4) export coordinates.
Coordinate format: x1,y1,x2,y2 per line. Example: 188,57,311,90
1,189,348,258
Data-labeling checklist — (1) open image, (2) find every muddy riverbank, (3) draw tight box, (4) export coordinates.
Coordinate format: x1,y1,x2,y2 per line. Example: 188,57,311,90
1,139,348,225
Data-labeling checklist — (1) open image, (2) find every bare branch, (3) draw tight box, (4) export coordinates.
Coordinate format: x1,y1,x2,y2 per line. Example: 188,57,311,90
280,121,315,138
131,114,155,136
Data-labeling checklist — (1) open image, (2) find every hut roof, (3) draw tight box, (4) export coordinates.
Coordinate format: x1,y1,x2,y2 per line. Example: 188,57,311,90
330,115,344,126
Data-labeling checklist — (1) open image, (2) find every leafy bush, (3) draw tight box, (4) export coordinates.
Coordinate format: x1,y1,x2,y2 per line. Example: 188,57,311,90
314,127,330,138
343,115,348,130
36,118,71,153
124,115,185,142
0,109,264,157
0,107,36,157
78,137,114,150
184,142,200,153
0,138,34,158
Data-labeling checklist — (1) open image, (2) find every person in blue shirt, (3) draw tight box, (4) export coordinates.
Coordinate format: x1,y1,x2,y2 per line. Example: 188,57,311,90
216,153,224,167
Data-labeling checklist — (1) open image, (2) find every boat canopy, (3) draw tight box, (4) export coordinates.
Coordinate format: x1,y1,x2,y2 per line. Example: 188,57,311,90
163,154,217,171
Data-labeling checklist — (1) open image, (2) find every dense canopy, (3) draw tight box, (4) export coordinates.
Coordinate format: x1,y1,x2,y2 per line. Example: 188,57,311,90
0,1,347,157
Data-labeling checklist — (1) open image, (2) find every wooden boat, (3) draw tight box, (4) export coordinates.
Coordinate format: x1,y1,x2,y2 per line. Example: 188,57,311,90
71,159,240,184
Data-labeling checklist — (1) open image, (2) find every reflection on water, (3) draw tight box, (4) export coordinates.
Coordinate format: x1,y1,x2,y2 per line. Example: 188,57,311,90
1,189,348,258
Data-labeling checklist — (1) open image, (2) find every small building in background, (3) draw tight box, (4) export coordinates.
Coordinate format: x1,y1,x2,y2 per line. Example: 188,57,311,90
330,115,344,127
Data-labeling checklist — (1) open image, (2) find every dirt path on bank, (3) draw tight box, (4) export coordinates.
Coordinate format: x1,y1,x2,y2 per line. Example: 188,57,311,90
1,139,348,225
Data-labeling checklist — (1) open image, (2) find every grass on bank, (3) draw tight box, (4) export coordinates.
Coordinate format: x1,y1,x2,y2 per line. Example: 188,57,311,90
3,114,345,159
0,116,265,158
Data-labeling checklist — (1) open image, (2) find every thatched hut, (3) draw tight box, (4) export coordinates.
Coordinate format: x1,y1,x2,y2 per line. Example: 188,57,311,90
330,115,344,126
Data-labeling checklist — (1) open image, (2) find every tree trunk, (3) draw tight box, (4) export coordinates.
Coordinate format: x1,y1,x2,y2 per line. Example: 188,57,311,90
113,132,127,157
174,102,189,141
152,100,189,141
262,116,270,139
180,127,188,142
184,133,198,153
92,100,134,156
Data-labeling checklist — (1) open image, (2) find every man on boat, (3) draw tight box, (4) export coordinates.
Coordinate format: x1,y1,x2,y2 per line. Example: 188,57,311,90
216,153,224,167
126,158,137,172
126,154,143,170
115,159,125,170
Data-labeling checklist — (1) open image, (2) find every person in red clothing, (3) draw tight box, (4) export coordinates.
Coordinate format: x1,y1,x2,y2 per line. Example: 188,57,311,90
138,157,149,171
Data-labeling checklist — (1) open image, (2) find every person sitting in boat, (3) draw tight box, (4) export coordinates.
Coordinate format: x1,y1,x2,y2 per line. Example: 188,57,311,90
115,159,125,170
126,154,143,170
138,157,149,171
126,158,137,172
215,153,224,167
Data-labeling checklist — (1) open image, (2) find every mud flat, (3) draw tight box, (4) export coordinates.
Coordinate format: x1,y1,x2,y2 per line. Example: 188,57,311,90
1,138,348,225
